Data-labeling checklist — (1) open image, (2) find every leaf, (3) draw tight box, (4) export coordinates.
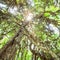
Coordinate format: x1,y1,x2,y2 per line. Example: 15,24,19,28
44,13,50,17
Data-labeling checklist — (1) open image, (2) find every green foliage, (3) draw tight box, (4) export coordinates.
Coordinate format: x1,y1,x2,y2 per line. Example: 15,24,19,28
0,0,60,60
45,6,59,12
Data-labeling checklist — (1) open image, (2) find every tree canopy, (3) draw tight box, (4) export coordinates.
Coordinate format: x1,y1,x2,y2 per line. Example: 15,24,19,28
0,0,60,60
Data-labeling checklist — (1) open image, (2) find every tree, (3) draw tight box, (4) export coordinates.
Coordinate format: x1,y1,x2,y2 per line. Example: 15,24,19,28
0,0,60,60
